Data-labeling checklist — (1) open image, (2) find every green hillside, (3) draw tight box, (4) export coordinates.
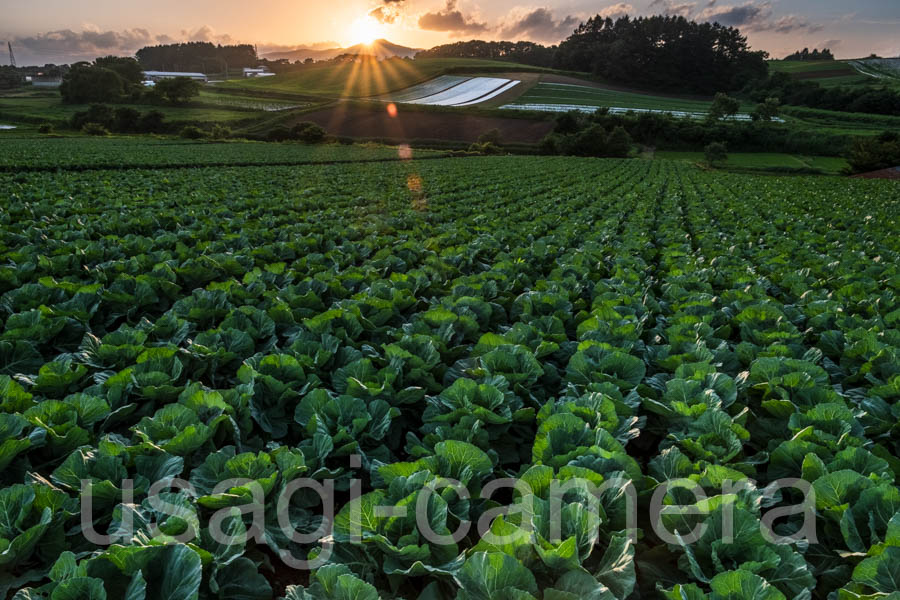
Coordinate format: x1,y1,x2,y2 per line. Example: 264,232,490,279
219,57,551,98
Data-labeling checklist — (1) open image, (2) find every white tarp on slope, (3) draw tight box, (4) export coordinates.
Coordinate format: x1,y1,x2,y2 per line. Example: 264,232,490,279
385,75,472,103
453,80,521,106
405,78,516,106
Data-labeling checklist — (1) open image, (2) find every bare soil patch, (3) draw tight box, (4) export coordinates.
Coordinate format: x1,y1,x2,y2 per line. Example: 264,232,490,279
292,104,554,144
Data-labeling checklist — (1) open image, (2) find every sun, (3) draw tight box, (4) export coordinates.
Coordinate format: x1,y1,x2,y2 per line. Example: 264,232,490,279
348,16,383,46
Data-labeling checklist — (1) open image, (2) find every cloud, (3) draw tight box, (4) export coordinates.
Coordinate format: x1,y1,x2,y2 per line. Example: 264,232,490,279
418,1,489,34
370,0,408,24
177,25,234,44
697,2,821,34
8,25,244,65
598,3,634,19
649,0,698,18
10,28,157,63
818,39,842,50
500,8,581,42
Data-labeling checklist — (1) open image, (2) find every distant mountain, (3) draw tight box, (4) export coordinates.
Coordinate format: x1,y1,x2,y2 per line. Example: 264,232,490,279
263,40,421,63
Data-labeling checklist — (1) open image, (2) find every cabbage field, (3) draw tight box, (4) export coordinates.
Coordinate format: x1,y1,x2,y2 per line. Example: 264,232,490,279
1,153,899,600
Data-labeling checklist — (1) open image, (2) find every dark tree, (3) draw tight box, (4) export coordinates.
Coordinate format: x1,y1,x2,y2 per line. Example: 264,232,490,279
60,63,127,104
554,15,768,94
137,110,166,134
0,67,25,90
136,42,257,72
152,77,202,105
708,93,741,121
606,126,633,157
705,141,728,166
94,56,144,85
784,48,834,61
113,107,142,132
847,131,900,173
416,40,557,67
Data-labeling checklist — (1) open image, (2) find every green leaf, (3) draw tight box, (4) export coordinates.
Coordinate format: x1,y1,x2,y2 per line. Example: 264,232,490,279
456,552,538,600
708,570,786,600
50,577,107,600
212,557,272,600
593,532,635,599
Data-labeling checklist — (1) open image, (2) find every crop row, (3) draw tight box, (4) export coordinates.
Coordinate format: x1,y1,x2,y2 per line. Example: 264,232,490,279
0,157,898,600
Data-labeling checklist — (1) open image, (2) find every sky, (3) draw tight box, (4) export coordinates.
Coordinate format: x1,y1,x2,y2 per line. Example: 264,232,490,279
1,0,898,66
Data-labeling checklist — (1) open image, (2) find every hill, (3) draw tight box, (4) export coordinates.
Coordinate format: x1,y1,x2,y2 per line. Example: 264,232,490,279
219,57,551,98
263,39,420,63
768,58,900,89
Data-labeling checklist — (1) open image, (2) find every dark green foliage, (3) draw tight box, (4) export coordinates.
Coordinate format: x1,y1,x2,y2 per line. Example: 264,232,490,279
37,123,54,135
605,126,632,157
0,147,898,600
747,72,900,116
210,124,232,140
751,97,781,122
268,122,327,144
416,40,557,67
135,42,257,71
113,107,141,133
708,93,741,122
81,122,109,136
477,128,502,146
0,66,25,90
467,141,503,154
847,130,900,173
291,121,326,144
704,141,728,166
151,77,202,105
70,104,115,131
554,15,768,94
93,56,144,85
784,47,835,61
60,63,127,104
179,125,206,140
137,110,166,134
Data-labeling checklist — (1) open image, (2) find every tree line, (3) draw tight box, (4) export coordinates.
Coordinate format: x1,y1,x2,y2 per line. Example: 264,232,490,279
135,42,257,72
419,16,768,95
60,57,201,105
784,48,835,61
748,72,900,116
416,41,556,68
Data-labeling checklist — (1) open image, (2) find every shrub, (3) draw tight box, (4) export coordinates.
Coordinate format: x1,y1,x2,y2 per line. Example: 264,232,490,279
179,126,206,140
477,128,502,146
71,104,115,131
846,130,900,173
210,124,232,140
708,93,741,122
113,107,141,133
559,124,608,157
292,121,326,144
606,126,633,158
467,142,503,155
267,126,293,142
38,123,54,134
554,110,585,135
137,110,166,134
82,123,110,136
704,141,728,166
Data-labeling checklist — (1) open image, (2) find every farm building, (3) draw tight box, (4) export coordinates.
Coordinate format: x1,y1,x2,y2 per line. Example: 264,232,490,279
142,71,208,83
31,77,62,88
243,67,275,78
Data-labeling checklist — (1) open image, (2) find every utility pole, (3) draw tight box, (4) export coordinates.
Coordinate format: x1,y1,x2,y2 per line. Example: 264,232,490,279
8,42,16,68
